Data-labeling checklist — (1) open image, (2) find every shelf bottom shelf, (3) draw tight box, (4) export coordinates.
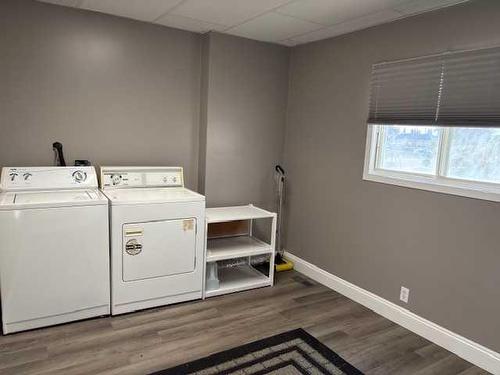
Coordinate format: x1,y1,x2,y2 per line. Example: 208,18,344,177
205,264,272,298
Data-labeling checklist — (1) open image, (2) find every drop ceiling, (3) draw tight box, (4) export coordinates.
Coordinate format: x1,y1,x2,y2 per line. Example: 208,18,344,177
38,0,470,46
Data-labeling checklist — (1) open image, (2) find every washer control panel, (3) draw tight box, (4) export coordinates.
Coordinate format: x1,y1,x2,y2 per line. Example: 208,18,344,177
0,167,98,191
100,167,184,189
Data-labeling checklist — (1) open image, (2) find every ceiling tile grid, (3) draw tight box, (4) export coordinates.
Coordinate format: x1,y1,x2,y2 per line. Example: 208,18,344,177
155,13,226,33
80,0,184,22
227,12,323,43
288,8,403,45
169,0,294,27
275,0,403,26
37,0,470,46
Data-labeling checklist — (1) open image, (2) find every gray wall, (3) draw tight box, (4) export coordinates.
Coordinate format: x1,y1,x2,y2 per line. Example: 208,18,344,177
284,0,500,352
2,0,498,354
201,33,289,209
0,1,289,204
0,0,201,188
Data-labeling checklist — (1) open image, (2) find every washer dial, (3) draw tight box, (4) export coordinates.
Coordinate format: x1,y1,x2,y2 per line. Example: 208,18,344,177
72,170,87,183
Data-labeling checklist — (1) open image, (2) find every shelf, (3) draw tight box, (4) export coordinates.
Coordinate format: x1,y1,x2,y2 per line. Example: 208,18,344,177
206,205,276,223
207,236,272,262
203,204,276,298
205,264,271,298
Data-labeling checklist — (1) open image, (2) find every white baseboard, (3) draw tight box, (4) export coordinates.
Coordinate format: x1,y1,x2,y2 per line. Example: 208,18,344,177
284,251,500,374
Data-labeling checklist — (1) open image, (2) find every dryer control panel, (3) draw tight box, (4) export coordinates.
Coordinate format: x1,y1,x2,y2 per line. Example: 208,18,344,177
0,167,98,191
100,167,184,189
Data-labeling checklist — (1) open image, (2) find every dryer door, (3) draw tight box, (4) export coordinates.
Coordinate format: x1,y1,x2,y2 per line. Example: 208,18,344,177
122,218,196,282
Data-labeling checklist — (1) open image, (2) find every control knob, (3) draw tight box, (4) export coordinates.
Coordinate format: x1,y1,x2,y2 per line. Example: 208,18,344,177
111,174,122,186
72,170,87,183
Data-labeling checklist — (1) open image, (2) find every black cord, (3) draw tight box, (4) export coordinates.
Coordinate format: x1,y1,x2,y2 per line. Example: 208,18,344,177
52,142,66,167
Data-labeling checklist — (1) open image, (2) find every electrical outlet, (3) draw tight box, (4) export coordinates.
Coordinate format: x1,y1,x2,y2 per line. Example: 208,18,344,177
400,286,410,303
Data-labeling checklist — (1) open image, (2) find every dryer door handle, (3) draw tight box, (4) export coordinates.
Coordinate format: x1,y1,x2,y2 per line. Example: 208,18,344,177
125,240,143,255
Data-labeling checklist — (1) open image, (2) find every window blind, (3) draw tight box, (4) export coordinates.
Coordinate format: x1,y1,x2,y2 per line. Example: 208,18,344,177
368,46,500,127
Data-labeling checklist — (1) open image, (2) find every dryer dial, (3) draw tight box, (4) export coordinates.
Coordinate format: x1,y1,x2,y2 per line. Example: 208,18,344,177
111,174,122,186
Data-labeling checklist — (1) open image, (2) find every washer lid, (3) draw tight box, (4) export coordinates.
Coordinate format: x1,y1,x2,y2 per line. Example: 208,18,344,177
0,189,108,210
102,187,205,205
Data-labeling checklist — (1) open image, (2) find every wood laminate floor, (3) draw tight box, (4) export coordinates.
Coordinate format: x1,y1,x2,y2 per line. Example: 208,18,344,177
0,271,489,375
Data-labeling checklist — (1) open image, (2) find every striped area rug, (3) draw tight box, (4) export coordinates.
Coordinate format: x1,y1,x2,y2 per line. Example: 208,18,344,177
152,328,363,375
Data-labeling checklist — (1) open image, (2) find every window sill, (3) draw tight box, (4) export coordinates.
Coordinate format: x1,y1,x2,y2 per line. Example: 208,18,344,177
363,170,500,203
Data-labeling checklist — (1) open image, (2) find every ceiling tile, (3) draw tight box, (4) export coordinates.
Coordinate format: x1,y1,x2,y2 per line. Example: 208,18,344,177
279,39,300,46
226,12,322,43
394,0,468,15
155,14,226,33
37,0,472,46
225,12,322,42
38,0,83,6
80,0,184,22
275,0,404,26
290,9,402,44
170,0,294,27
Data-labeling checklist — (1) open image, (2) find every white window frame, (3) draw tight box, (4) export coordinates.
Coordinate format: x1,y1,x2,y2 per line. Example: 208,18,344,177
363,124,500,202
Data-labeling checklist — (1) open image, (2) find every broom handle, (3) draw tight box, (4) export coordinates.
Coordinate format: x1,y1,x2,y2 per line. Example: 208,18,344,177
275,165,285,256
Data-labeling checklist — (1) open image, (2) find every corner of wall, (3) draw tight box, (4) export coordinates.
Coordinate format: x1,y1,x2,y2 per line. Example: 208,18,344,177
197,33,210,195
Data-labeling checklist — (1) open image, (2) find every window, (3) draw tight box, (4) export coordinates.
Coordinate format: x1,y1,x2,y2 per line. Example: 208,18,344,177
376,125,440,175
446,127,500,183
364,46,500,202
364,125,500,201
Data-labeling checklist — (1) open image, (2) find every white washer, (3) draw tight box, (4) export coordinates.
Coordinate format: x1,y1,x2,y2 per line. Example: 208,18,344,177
0,167,110,334
100,167,205,315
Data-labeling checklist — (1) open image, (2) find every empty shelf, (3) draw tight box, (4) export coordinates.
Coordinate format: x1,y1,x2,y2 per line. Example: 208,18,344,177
206,205,276,223
205,264,271,298
207,236,272,262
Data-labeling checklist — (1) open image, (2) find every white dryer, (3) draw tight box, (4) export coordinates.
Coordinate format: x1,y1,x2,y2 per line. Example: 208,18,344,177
0,167,110,334
100,167,205,315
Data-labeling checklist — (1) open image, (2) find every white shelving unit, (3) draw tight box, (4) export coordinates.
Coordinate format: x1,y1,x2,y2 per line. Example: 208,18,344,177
203,205,276,298
205,205,277,223
204,265,270,298
207,236,272,262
